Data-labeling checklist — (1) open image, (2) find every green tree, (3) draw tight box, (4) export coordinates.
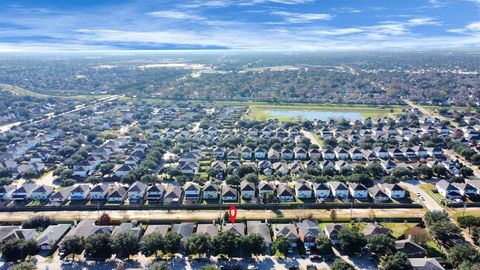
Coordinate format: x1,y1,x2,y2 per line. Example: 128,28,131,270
460,167,474,177
272,236,290,256
85,233,113,260
380,252,412,270
432,164,448,177
185,233,211,257
113,232,140,259
211,230,240,257
22,215,51,229
240,233,265,257
61,236,85,261
338,227,366,255
99,163,114,174
458,215,480,233
429,220,461,242
448,244,480,268
366,234,395,256
315,236,333,256
331,259,354,270
140,232,164,258
424,210,449,226
0,238,38,262
164,232,182,254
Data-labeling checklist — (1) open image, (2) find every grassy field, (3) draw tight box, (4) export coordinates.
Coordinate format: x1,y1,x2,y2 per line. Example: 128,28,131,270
0,83,110,100
0,83,51,98
381,222,418,238
0,208,426,223
244,103,404,121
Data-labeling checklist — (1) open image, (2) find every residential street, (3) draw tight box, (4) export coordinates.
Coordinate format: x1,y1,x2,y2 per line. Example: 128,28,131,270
400,181,444,211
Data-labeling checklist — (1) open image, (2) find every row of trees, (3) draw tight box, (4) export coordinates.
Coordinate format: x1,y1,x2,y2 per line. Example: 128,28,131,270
61,230,266,261
425,211,480,269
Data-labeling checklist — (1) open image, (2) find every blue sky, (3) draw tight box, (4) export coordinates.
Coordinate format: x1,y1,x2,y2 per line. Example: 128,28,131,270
0,0,479,51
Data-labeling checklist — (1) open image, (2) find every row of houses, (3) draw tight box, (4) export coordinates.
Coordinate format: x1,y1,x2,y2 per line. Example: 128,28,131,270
0,179,407,205
436,179,480,201
212,146,444,162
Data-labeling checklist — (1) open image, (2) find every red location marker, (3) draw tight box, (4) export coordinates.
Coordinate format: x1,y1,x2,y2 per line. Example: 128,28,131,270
228,205,237,225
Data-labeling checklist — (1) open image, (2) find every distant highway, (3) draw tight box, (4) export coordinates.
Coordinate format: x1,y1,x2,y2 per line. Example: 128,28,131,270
0,95,119,133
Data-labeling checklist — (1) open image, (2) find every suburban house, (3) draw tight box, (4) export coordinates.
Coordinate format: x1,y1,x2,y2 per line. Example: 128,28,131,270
30,185,54,201
172,222,195,244
164,185,183,204
49,187,73,204
90,184,109,200
395,238,427,258
408,258,445,270
274,224,299,249
183,182,201,203
11,183,39,201
221,185,238,202
348,183,368,199
0,185,15,200
436,180,463,200
295,182,313,199
107,186,127,203
202,182,219,200
247,221,272,254
258,181,275,198
127,181,148,202
70,185,91,201
196,224,218,238
324,224,346,244
384,183,406,199
37,224,71,250
146,184,165,202
312,183,331,199
297,220,323,247
223,223,246,236
328,182,349,199
363,224,392,237
276,184,295,202
240,180,256,199
368,186,389,202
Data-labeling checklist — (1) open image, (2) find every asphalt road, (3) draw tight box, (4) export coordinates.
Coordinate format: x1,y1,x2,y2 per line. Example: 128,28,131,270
400,181,443,211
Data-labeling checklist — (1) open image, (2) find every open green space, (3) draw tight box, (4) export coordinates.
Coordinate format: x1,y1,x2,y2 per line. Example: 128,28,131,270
0,83,110,100
381,222,418,238
245,104,402,121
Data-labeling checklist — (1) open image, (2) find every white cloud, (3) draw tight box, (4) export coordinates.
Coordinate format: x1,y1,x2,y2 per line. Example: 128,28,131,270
407,17,439,26
271,11,332,23
310,28,363,36
466,21,480,31
148,10,205,20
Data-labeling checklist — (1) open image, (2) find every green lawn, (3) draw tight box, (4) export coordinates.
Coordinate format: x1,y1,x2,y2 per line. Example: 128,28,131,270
425,240,445,258
381,222,417,239
246,105,400,121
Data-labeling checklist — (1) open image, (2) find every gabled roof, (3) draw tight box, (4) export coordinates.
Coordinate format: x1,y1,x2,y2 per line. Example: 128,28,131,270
171,222,194,242
37,224,71,246
258,181,274,191
147,184,165,193
196,224,218,237
328,181,348,191
363,224,391,237
91,184,109,193
276,184,294,197
240,180,255,191
295,182,312,191
71,184,90,194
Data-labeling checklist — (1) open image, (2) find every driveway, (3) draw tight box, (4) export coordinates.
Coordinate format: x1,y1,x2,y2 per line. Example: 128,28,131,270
400,181,443,211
